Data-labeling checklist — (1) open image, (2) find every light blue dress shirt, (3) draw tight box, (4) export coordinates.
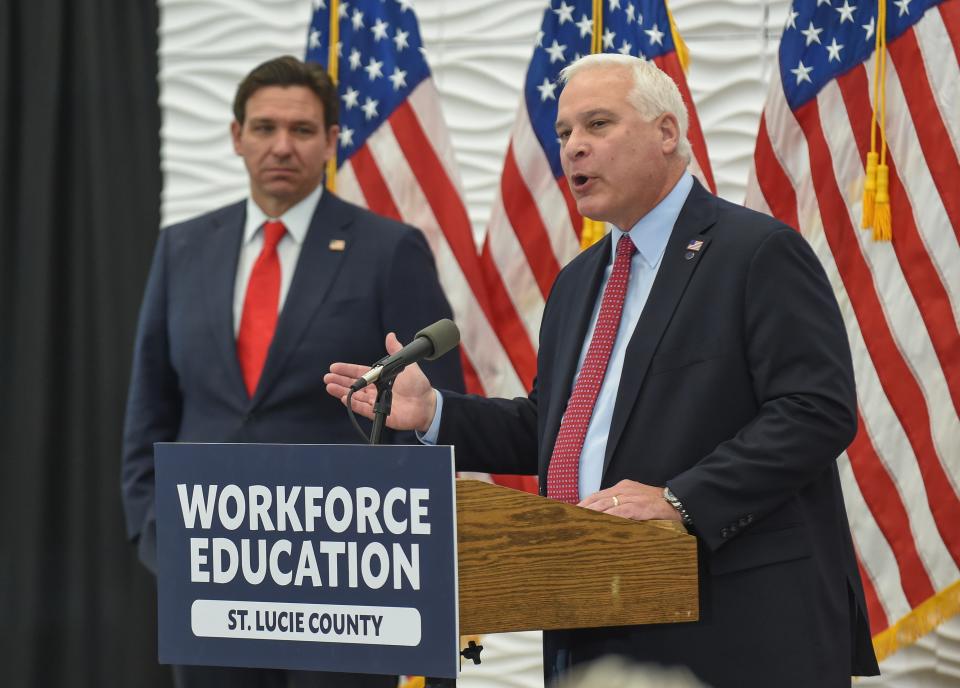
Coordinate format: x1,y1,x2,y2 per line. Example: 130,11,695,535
422,172,694,500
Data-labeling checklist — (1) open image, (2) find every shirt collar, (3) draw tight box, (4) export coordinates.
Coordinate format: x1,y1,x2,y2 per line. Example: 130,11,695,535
243,183,324,246
611,171,694,267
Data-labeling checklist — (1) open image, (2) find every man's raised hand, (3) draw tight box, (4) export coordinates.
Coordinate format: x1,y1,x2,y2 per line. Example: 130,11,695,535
324,332,438,434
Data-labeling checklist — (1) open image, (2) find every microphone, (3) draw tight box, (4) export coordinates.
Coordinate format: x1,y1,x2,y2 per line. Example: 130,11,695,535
349,319,460,392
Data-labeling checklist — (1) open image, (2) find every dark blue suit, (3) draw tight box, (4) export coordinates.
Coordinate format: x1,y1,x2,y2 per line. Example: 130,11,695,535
122,191,463,686
437,181,879,687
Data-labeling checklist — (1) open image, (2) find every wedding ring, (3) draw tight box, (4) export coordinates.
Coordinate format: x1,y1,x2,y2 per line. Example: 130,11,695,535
612,495,620,507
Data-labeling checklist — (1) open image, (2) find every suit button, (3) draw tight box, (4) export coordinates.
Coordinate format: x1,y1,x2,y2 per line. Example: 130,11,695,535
739,517,750,528
720,527,730,539
746,514,754,524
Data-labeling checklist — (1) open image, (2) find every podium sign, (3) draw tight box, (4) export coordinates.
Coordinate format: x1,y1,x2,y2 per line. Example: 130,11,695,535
154,443,459,678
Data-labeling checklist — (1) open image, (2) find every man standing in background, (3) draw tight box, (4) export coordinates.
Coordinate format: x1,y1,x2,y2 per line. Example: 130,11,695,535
122,55,464,688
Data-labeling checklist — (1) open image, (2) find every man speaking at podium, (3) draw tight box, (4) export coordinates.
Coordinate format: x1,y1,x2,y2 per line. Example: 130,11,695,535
122,56,463,687
326,54,879,687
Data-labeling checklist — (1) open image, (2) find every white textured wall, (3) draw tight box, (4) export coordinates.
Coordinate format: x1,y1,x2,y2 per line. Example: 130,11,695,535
157,0,960,685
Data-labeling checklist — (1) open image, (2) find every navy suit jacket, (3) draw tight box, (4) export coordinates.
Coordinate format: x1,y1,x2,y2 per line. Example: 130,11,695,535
437,181,879,687
122,191,464,573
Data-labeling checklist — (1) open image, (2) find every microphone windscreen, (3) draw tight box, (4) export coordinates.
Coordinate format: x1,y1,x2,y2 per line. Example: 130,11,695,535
415,319,460,361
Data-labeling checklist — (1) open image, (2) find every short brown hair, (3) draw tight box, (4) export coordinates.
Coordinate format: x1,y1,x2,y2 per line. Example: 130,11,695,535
232,55,339,128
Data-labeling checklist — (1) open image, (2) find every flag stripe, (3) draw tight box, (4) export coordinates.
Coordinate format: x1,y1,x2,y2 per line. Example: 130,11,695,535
357,116,525,398
761,86,931,597
888,28,960,244
916,9,960,160
402,85,532,400
386,100,540,394
839,454,911,625
874,47,960,320
407,81,471,202
655,52,717,193
459,349,486,398
349,144,403,220
389,101,491,304
831,229,959,593
825,62,960,464
501,144,563,299
848,412,937,606
559,180,582,238
479,241,539,390
847,303,960,592
485,190,548,348
749,1,960,648
812,90,960,591
753,113,800,231
510,103,581,263
857,553,890,636
938,0,960,66
834,64,960,421
795,97,960,569
306,0,539,522
774,75,959,595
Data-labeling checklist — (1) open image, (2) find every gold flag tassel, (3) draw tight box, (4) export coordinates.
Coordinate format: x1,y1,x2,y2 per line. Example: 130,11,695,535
862,150,878,229
872,0,892,241
862,0,892,240
580,0,608,249
325,0,341,192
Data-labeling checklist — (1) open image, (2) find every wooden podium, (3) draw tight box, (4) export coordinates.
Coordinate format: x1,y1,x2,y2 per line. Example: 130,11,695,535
423,480,699,684
455,479,699,636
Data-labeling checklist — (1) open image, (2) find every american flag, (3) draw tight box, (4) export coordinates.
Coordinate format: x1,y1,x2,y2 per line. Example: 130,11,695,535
479,0,717,399
745,0,960,658
305,0,516,399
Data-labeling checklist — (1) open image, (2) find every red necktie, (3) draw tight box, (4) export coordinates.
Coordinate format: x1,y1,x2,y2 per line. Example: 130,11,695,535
237,220,286,396
547,234,636,503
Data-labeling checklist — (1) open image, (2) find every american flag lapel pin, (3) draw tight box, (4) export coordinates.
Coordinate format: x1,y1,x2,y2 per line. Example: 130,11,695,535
328,239,346,252
685,239,704,260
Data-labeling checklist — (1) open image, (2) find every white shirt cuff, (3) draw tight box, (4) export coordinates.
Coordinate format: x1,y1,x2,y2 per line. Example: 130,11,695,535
416,390,444,445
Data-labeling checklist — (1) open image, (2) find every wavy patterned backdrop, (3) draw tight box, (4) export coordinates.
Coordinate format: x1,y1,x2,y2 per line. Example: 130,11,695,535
157,0,960,684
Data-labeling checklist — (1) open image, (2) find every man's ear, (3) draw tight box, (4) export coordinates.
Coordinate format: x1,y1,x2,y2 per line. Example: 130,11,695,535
659,113,680,155
230,120,243,155
324,125,341,163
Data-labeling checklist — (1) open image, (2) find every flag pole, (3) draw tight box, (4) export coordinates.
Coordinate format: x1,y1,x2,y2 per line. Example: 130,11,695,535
326,0,340,192
581,0,608,249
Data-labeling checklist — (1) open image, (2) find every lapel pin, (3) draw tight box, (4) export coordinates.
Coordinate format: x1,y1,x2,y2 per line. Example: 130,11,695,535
328,239,346,252
684,239,703,261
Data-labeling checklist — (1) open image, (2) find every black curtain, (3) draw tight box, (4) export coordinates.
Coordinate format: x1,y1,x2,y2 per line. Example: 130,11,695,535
1,0,169,685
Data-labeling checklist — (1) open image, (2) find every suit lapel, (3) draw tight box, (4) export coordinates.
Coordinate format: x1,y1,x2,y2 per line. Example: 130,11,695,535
201,202,248,400
251,192,352,406
540,234,612,471
601,181,717,476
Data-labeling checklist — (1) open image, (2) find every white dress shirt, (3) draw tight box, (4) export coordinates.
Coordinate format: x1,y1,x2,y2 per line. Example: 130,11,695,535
232,184,324,336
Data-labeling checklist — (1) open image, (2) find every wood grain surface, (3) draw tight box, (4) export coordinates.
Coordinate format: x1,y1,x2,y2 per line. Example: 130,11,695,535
455,480,699,635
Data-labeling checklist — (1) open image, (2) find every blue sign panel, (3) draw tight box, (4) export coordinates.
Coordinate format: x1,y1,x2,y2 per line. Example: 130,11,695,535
154,443,458,678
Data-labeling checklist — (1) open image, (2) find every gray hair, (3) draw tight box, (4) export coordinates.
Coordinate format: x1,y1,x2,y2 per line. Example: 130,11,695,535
551,657,711,688
559,53,692,162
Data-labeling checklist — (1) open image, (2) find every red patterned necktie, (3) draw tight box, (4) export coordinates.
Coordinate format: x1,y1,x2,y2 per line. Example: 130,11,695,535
546,234,637,503
237,220,286,396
